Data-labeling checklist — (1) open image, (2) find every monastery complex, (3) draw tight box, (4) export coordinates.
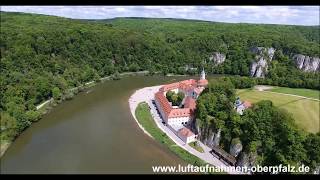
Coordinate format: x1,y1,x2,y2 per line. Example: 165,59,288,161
154,69,208,143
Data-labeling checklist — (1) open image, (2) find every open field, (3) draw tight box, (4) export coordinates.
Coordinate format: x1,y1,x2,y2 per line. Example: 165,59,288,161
237,89,320,134
266,87,320,100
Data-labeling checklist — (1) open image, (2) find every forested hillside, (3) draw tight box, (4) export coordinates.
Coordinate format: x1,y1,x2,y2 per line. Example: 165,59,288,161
0,12,319,147
195,78,320,173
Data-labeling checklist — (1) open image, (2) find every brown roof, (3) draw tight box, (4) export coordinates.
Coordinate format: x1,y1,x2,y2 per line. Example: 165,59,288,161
243,101,252,108
155,78,207,120
178,127,195,137
198,79,208,86
211,146,236,166
184,96,196,110
155,91,192,119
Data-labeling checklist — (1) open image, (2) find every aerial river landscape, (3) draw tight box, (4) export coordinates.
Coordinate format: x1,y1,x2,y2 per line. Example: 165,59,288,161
1,7,319,175
1,76,194,174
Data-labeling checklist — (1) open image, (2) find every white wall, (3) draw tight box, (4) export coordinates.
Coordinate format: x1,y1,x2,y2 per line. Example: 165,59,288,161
186,135,196,144
168,116,190,126
176,131,196,144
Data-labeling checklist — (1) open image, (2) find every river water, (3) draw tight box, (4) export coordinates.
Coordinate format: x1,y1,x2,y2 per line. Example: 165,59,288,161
1,75,198,174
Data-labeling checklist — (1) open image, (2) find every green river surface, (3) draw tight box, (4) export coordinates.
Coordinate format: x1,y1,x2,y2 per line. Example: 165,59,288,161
1,75,201,174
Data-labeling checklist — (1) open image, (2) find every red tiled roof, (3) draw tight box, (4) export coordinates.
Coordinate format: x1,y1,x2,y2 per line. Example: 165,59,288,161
155,91,172,119
155,91,192,119
168,108,192,118
243,101,252,108
184,96,196,110
178,127,195,137
161,82,180,92
155,78,207,120
198,79,208,86
194,87,204,95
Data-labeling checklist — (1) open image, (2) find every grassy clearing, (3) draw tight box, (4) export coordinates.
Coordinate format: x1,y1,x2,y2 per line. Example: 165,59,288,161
135,102,210,167
188,141,204,153
266,86,320,100
237,89,320,134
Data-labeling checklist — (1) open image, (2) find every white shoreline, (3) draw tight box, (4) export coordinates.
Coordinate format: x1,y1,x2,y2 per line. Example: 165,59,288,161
129,86,162,139
36,98,53,110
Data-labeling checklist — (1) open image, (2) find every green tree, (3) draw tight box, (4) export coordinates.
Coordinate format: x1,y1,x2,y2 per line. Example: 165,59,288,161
128,63,140,72
0,112,18,141
303,134,320,171
52,87,62,100
177,92,185,104
25,110,41,122
166,91,175,103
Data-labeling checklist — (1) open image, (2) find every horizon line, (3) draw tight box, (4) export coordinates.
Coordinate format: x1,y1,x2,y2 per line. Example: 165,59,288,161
1,10,319,27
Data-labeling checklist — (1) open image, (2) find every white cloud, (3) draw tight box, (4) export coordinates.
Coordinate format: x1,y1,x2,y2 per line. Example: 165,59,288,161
1,6,319,25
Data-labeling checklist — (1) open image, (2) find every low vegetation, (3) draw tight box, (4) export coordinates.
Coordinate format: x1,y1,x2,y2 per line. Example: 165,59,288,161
188,141,204,153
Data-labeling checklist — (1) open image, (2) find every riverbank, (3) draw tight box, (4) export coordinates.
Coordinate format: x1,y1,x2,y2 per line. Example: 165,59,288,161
0,71,149,158
128,85,240,174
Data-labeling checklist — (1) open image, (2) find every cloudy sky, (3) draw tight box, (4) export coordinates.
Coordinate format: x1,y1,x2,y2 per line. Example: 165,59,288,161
1,6,319,26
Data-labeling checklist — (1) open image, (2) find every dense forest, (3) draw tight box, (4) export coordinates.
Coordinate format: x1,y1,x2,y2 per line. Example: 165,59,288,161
0,12,319,152
195,78,320,173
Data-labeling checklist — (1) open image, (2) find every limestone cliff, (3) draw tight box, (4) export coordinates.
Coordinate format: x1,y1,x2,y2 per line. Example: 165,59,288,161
292,54,320,72
236,151,258,168
209,52,226,65
196,122,220,148
249,47,275,78
229,138,243,157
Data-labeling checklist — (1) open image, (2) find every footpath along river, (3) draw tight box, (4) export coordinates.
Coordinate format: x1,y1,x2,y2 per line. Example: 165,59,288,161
1,75,202,174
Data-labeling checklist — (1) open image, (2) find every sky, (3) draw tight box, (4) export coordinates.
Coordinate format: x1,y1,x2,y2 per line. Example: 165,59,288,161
1,6,319,26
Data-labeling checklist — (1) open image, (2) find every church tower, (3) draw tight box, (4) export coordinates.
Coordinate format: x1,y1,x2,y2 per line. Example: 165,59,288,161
200,68,206,80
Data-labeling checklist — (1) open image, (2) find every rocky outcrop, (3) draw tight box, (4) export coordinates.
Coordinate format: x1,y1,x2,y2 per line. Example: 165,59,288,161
212,128,221,147
209,52,226,65
292,54,320,72
250,47,276,60
250,47,275,78
250,57,267,78
236,151,258,168
236,152,250,167
229,138,243,157
196,121,220,148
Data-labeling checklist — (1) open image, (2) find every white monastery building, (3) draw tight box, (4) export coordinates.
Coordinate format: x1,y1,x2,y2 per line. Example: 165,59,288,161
154,69,208,143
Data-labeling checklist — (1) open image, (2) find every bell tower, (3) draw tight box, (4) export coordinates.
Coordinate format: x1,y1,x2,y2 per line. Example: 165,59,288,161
200,68,206,80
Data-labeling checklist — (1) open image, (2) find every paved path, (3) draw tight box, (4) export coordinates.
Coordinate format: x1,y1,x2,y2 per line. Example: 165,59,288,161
129,85,242,174
261,90,320,102
254,85,319,102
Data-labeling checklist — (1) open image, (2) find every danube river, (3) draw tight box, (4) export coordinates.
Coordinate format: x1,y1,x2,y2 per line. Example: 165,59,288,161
1,76,195,174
